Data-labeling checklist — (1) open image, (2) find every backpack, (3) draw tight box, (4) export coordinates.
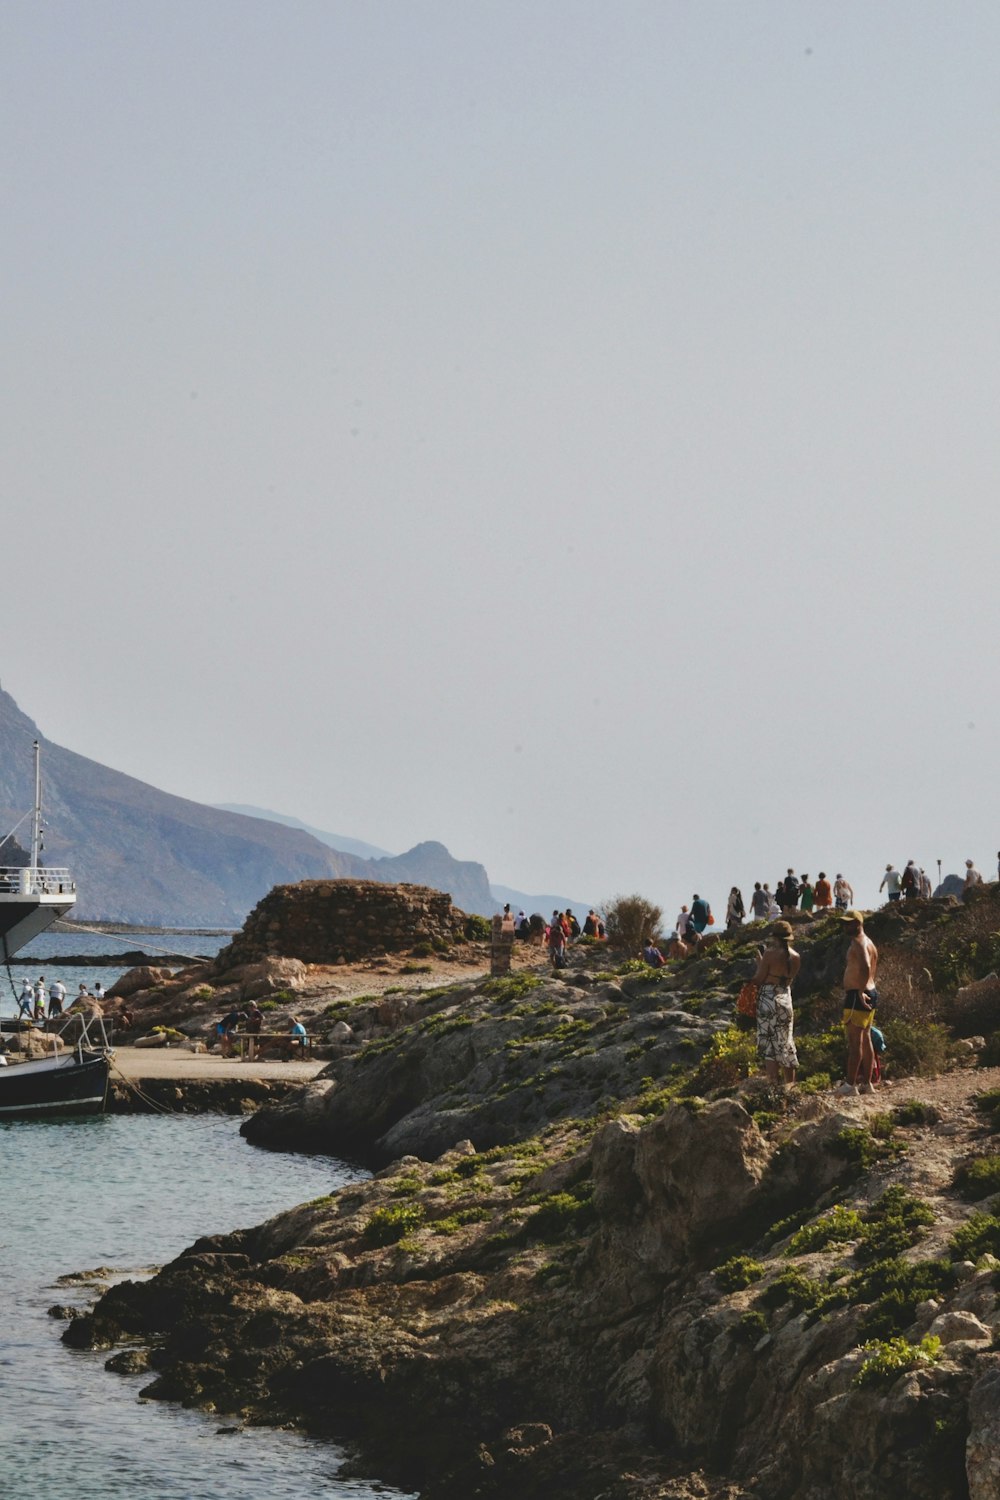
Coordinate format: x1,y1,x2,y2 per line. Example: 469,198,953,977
901,866,916,891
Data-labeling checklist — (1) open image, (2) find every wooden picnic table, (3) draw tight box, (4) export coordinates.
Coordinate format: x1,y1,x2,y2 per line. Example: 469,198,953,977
232,1030,314,1061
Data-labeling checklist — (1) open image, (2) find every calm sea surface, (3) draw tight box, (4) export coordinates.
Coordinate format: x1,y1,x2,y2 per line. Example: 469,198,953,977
0,1113,415,1500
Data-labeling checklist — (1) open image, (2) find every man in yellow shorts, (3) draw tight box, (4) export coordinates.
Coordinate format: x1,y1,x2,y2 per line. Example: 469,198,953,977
836,910,879,1097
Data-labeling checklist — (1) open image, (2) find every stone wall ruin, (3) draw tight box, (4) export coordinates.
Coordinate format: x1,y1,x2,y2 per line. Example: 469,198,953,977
213,879,470,970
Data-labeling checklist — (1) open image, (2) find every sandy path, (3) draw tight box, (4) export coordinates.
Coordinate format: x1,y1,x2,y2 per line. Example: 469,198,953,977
112,1046,325,1082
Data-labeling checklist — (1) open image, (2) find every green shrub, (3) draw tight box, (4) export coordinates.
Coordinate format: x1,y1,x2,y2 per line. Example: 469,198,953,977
973,1086,1000,1129
410,941,434,958
529,1187,596,1241
464,914,493,941
402,962,433,974
481,973,543,1002
854,1335,941,1388
830,1125,900,1172
954,1154,1000,1202
758,1267,828,1313
795,1027,845,1081
893,1099,942,1127
855,1186,935,1263
855,1258,958,1339
786,1205,863,1256
362,1203,425,1247
715,1255,766,1291
258,998,280,1012
881,1020,952,1076
736,1308,769,1344
949,1212,1000,1260
981,1031,1000,1067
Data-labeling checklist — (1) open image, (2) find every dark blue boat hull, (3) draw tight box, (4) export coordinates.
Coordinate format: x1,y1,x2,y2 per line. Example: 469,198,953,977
0,1052,110,1119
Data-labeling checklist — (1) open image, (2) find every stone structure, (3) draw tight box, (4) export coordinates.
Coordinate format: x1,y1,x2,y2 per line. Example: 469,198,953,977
213,880,470,970
490,911,515,976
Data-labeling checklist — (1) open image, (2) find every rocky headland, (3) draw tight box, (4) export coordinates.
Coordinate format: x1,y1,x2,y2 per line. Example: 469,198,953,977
66,884,1000,1499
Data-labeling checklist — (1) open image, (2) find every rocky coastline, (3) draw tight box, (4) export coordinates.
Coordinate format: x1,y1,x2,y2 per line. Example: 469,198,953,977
64,885,1000,1499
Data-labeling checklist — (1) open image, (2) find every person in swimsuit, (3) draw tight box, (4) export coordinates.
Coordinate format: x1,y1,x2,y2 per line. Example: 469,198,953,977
751,920,800,1084
838,910,879,1096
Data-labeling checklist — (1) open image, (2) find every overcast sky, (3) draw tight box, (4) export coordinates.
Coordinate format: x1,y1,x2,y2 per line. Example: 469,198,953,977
5,1,999,916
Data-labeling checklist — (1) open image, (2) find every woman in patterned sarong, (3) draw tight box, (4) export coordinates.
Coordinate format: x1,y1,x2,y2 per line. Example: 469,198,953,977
752,919,800,1083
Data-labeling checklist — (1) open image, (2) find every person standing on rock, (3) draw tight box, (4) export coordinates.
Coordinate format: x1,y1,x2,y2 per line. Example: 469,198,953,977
798,876,814,914
781,870,799,914
750,883,769,922
834,874,853,910
547,911,567,969
726,887,745,931
751,920,799,1084
919,868,932,898
879,864,902,902
47,978,66,1018
900,860,920,899
837,911,879,1096
17,978,33,1020
690,894,711,934
814,873,832,911
964,859,983,895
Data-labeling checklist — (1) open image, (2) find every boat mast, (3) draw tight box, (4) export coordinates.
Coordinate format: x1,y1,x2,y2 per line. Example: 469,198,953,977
30,740,41,870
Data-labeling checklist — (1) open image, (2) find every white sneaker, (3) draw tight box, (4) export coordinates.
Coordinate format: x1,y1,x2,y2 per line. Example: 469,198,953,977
834,1081,859,1096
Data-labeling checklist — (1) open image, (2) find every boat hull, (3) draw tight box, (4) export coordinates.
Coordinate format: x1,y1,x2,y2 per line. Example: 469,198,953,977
0,1052,110,1119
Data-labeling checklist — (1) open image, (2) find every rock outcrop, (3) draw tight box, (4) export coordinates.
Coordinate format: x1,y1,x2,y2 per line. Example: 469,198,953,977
63,892,1000,1500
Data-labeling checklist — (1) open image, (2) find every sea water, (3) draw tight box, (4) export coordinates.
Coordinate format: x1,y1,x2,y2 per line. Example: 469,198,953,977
0,1113,415,1499
2,928,232,1018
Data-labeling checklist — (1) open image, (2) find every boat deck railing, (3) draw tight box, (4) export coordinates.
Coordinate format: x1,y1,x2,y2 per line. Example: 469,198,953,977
54,1008,113,1062
0,868,75,896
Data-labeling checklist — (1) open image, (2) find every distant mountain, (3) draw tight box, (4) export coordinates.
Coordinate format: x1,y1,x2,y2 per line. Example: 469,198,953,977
215,808,592,921
215,804,392,862
0,686,498,924
489,882,594,920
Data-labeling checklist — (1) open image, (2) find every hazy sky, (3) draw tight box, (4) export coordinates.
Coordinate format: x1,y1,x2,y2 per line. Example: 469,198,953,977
5,1,999,915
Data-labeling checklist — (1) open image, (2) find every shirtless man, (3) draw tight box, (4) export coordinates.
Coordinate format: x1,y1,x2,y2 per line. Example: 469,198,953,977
837,911,879,1096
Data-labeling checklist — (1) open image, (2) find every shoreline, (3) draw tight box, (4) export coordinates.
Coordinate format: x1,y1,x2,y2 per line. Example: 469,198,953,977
107,1047,323,1116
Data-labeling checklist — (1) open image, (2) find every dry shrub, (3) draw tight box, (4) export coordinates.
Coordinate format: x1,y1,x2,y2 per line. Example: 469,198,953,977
949,975,1000,1037
871,949,943,1025
602,893,663,952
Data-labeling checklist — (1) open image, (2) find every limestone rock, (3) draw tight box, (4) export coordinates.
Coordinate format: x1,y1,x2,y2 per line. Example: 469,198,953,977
967,1362,1000,1500
928,1310,992,1344
105,966,175,1000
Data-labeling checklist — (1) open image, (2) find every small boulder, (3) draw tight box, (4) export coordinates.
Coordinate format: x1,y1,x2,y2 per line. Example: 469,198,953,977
928,1310,992,1344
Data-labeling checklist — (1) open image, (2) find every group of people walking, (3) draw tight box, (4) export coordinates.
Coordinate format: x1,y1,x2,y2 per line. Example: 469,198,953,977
17,975,104,1023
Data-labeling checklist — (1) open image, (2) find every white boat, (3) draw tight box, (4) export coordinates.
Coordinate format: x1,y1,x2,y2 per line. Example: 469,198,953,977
0,742,113,1118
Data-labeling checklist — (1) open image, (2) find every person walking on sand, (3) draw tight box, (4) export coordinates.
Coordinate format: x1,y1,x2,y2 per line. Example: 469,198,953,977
837,910,879,1096
751,920,799,1084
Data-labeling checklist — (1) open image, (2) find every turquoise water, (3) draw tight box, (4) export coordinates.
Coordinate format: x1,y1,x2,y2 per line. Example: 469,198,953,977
0,1113,415,1499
